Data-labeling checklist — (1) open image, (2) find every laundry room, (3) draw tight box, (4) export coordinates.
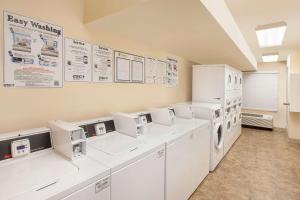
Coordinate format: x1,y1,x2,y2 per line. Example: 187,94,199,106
0,0,299,200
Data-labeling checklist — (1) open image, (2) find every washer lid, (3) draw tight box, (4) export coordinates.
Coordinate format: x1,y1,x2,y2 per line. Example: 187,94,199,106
0,150,77,200
88,132,142,155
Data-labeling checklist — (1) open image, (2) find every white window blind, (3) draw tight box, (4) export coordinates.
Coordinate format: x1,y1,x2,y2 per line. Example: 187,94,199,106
242,71,279,111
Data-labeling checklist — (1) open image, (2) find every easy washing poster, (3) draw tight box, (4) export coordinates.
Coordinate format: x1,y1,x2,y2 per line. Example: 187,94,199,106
3,11,63,88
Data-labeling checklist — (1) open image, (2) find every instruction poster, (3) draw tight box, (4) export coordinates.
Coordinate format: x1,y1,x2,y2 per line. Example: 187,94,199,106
3,11,63,87
156,60,167,85
145,57,157,84
64,38,91,82
92,45,113,83
114,51,145,83
166,58,179,87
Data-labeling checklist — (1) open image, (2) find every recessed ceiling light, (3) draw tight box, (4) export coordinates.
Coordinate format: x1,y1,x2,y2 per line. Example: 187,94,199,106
256,22,287,48
262,53,279,62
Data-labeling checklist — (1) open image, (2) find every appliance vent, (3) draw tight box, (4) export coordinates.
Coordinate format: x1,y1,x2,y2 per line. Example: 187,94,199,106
242,113,273,129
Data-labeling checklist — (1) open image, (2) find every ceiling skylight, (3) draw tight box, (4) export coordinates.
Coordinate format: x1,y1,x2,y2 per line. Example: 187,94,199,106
256,22,287,48
262,53,279,62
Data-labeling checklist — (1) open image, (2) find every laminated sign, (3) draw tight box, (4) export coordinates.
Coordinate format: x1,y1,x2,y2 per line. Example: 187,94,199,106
3,11,63,88
64,38,92,82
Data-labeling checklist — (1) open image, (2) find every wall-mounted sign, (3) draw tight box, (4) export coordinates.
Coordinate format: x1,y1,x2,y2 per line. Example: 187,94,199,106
114,51,145,83
92,45,114,83
145,57,157,84
166,58,179,87
156,60,167,85
3,11,63,87
64,38,91,82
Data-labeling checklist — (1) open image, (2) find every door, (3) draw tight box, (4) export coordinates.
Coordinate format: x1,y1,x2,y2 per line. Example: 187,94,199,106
166,126,210,200
111,147,165,200
62,177,110,200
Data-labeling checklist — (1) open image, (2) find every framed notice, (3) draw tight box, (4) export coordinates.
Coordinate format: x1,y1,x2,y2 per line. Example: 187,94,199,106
64,38,91,82
114,51,145,83
3,11,63,87
92,45,113,83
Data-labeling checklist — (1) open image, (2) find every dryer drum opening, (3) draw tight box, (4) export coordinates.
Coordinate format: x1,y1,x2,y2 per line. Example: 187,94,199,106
214,124,223,150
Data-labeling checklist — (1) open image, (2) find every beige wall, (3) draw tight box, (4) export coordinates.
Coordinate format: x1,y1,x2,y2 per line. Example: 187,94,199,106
243,61,288,129
287,52,300,140
0,0,194,133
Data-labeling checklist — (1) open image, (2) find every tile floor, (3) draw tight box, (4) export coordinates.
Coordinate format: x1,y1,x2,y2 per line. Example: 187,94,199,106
189,128,300,200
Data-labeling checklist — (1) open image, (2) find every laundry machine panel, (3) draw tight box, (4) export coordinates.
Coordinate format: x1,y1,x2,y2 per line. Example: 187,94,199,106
193,66,225,103
111,147,165,200
166,127,210,200
61,177,110,200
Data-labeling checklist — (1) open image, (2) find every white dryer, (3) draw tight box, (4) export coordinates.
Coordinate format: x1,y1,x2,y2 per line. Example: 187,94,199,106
191,102,224,171
0,128,110,200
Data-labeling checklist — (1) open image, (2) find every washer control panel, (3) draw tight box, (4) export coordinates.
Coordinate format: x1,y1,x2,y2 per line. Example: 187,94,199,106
11,139,30,158
95,123,106,135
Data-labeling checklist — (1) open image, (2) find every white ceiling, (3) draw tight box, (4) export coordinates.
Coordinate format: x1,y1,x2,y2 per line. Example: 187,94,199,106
225,0,300,62
85,0,257,71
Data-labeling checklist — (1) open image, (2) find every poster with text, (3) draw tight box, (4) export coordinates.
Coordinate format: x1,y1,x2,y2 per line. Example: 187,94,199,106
166,58,179,87
156,60,167,85
145,57,157,84
92,45,113,83
3,11,63,87
64,38,91,82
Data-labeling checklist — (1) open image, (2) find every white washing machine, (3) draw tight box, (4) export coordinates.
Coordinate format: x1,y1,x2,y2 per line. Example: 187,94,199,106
0,128,110,200
191,102,224,171
141,107,210,200
71,116,166,200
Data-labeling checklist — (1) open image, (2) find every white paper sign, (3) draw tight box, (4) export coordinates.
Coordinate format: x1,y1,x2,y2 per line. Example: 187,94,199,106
132,60,144,82
3,11,63,87
114,51,145,83
145,57,157,84
92,45,113,83
166,58,179,87
64,38,91,82
116,57,130,81
156,60,167,85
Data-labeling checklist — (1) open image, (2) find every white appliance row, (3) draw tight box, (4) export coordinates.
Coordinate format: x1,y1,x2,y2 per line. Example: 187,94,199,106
0,105,211,200
0,128,111,200
193,64,242,156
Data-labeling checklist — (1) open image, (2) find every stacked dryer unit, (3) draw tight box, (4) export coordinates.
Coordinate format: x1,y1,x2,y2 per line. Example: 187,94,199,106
192,64,242,155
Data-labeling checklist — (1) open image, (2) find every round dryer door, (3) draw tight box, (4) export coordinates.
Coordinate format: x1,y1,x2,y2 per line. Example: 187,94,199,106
214,123,223,150
232,113,238,127
226,118,232,133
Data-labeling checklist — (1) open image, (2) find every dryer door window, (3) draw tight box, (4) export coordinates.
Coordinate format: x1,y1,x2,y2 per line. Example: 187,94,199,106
227,74,232,86
214,123,223,150
226,120,231,132
233,115,237,126
215,109,221,119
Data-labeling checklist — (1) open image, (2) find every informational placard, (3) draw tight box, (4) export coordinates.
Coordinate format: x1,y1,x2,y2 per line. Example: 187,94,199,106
92,45,113,83
3,11,63,87
64,38,91,82
145,57,157,84
114,51,145,83
156,60,167,85
166,58,179,87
